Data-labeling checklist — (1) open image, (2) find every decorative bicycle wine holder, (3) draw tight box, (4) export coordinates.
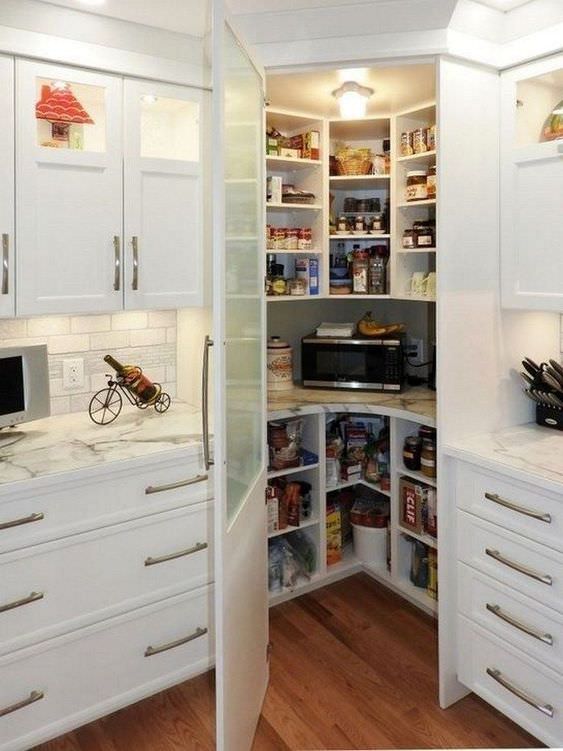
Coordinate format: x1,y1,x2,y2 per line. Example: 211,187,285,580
89,371,171,425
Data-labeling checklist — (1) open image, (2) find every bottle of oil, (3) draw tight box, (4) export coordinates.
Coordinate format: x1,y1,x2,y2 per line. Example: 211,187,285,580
104,355,160,404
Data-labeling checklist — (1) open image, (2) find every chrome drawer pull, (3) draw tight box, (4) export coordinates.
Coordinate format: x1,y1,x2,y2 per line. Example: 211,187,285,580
485,492,551,524
486,603,553,645
145,474,208,495
0,591,44,614
0,690,44,719
202,335,214,470
145,541,208,566
0,512,44,531
144,626,207,657
485,548,553,586
2,233,8,295
113,235,121,291
486,668,554,717
131,236,139,291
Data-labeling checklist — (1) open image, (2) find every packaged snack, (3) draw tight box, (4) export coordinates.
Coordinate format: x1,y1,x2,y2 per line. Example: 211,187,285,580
326,502,342,565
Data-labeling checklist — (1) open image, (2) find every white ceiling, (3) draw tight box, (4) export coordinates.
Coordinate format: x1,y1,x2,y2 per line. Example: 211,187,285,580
267,63,436,117
471,0,533,9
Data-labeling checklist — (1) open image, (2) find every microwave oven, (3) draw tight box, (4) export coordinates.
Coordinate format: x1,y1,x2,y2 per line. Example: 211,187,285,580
301,334,404,391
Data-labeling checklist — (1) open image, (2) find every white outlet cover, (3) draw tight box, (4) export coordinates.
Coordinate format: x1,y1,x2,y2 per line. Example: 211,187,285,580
63,358,85,389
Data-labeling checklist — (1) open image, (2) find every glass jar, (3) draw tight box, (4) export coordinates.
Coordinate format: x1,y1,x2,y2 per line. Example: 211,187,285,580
427,125,437,151
400,131,413,156
403,229,416,248
298,227,312,250
274,227,286,250
272,276,287,296
352,253,369,294
368,253,386,295
286,228,299,250
337,215,348,233
266,225,274,250
354,215,365,233
426,165,436,199
403,436,422,471
371,213,385,235
287,278,307,296
413,221,434,248
413,128,428,154
421,438,437,479
406,171,428,202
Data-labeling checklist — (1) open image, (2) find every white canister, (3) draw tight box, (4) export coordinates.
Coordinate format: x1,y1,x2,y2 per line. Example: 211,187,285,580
267,337,293,391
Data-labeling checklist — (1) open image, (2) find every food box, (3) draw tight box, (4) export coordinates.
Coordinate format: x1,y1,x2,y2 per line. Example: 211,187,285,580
267,136,279,156
399,477,423,533
295,258,319,295
279,147,301,159
266,487,279,535
266,175,282,204
303,130,320,161
326,504,342,565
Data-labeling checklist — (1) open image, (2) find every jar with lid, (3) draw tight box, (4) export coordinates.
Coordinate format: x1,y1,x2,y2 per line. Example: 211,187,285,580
287,278,307,296
426,165,436,199
286,228,299,250
403,435,422,471
400,131,413,156
413,221,435,248
352,250,369,294
368,249,387,295
427,125,437,151
266,225,274,250
274,227,286,249
298,227,312,250
413,127,428,154
354,216,365,233
267,337,293,391
371,213,385,235
337,215,348,233
420,438,437,479
402,229,416,248
406,171,428,202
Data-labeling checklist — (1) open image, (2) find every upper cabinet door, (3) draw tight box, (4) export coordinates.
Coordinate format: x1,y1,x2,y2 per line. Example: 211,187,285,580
501,54,563,311
123,79,204,310
0,56,14,319
16,61,123,316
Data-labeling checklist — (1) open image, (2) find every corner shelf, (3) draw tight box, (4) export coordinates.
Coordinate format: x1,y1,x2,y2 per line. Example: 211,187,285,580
266,249,323,255
326,478,391,498
397,467,437,487
266,295,321,302
396,247,436,254
267,202,323,211
330,174,390,190
267,462,319,480
396,199,436,209
329,234,391,240
396,150,436,164
398,526,437,549
267,155,323,170
393,294,436,303
268,516,320,540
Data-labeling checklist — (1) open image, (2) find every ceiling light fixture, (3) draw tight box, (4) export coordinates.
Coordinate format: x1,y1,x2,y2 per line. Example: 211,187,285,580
141,95,159,105
332,81,374,120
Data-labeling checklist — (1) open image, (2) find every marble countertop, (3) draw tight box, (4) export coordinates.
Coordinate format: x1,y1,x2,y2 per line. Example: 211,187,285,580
268,384,436,425
0,401,204,487
444,423,563,494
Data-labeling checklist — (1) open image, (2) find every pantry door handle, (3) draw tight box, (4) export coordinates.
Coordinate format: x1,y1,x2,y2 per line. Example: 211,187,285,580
0,591,44,614
145,474,208,495
0,512,44,531
144,626,207,657
131,236,139,291
202,335,214,470
485,492,551,523
0,690,44,719
486,603,553,645
113,236,121,291
1,233,8,295
486,668,554,717
485,548,553,585
144,542,208,566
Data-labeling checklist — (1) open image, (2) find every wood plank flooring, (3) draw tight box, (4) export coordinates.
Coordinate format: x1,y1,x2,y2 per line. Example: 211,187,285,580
33,573,541,751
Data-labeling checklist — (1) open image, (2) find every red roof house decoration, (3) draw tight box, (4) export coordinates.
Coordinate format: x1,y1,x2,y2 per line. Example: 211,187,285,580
36,83,94,147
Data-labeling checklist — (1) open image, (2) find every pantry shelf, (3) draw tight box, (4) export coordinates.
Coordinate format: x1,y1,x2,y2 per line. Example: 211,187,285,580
397,467,437,488
330,234,391,240
329,294,393,300
396,199,436,208
397,526,437,549
268,516,320,540
330,174,390,190
393,294,436,303
266,202,323,211
267,155,323,169
269,572,323,606
326,478,391,497
395,247,436,254
266,249,323,255
397,576,438,615
396,150,436,164
266,295,321,302
267,462,319,479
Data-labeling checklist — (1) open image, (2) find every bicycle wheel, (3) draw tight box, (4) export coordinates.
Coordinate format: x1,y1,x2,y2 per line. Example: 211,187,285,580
88,388,123,425
154,393,171,413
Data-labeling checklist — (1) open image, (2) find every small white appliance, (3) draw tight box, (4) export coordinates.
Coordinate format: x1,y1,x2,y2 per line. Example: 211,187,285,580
0,344,51,429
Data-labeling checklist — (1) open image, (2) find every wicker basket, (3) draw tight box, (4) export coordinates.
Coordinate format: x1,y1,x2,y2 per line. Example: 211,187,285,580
336,147,373,176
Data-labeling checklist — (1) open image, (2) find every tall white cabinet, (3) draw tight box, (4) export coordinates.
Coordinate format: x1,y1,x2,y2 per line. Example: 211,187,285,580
0,56,14,319
16,61,123,316
501,52,563,311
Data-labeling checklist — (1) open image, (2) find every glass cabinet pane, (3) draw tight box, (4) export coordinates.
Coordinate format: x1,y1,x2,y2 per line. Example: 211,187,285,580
516,69,563,146
140,95,199,161
36,77,106,151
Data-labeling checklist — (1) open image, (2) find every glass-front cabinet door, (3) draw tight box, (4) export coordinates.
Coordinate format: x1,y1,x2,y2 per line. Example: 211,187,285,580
0,55,14,319
124,79,204,310
211,4,268,750
501,53,563,310
16,60,123,316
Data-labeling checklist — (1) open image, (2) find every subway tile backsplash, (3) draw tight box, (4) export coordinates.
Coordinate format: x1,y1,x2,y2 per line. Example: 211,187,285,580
0,311,177,416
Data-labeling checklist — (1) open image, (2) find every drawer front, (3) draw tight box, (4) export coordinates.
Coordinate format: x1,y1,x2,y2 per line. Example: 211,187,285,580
0,586,213,751
456,461,563,552
0,455,211,554
458,562,563,675
457,510,563,614
0,503,213,655
457,616,563,747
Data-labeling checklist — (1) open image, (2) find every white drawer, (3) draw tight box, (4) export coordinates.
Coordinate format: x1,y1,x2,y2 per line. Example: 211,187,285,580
0,452,212,554
458,562,563,675
456,460,563,552
457,616,563,747
0,585,213,751
0,502,213,655
457,510,563,614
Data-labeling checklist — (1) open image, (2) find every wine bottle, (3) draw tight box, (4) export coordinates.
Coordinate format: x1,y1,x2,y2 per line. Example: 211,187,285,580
103,354,160,404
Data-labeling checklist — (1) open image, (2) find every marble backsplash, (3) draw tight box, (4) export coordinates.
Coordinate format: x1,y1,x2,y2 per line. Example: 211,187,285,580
0,311,177,416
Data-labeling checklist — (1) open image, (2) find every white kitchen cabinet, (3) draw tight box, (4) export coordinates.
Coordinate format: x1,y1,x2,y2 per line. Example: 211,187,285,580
501,53,563,311
124,79,204,310
0,56,14,318
16,61,123,316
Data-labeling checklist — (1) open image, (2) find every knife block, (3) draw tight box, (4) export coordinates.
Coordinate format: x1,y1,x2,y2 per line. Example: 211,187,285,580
536,404,563,431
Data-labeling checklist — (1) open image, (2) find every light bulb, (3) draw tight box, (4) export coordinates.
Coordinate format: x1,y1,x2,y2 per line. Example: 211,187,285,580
339,90,368,119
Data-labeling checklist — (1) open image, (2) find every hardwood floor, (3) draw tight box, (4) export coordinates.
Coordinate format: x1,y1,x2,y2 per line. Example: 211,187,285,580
34,573,541,751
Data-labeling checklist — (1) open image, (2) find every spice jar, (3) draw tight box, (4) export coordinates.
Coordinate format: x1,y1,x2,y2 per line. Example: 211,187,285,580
403,229,416,248
354,216,365,233
337,215,348,233
413,127,428,154
427,125,437,151
426,165,436,199
421,438,437,479
298,227,312,250
371,213,385,234
400,131,413,156
403,435,422,471
406,171,428,202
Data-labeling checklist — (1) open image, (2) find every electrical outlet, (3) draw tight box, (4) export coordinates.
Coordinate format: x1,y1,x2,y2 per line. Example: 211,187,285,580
407,338,424,366
63,358,84,389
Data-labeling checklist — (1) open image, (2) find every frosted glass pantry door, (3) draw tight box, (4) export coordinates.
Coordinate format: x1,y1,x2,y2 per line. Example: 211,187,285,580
0,56,14,318
211,4,268,750
16,60,123,316
124,79,204,310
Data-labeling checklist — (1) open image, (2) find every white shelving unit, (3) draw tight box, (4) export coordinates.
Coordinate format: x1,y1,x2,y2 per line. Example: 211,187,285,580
267,408,438,616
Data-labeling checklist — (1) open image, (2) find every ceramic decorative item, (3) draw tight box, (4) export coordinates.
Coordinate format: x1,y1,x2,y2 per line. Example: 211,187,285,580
267,337,293,391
